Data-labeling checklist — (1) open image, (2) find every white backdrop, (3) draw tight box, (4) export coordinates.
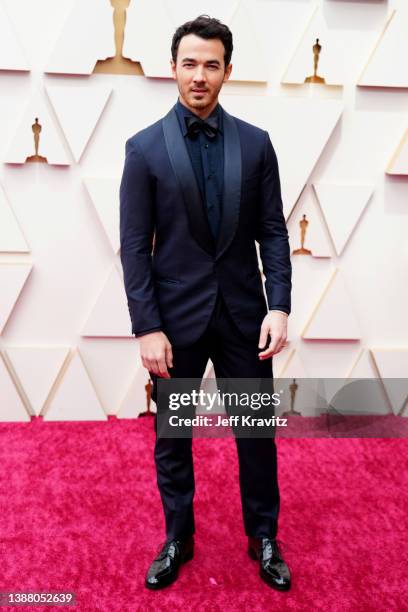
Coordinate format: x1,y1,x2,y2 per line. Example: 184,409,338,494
0,0,407,421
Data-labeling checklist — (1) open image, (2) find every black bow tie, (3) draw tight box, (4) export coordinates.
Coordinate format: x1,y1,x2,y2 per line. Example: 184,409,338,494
185,115,218,139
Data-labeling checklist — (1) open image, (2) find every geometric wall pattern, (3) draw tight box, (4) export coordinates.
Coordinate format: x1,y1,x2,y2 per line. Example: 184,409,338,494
0,0,406,421
347,349,390,415
0,264,33,335
0,183,30,253
387,128,408,175
46,85,113,163
4,346,70,416
302,269,362,341
288,188,332,258
348,349,379,379
358,9,408,89
370,349,408,416
42,350,107,422
276,348,308,379
5,92,71,165
79,340,142,416
0,352,30,422
281,2,394,87
0,1,29,72
313,183,373,256
81,265,133,338
46,0,268,81
282,6,351,86
117,365,156,419
45,0,114,76
83,177,121,253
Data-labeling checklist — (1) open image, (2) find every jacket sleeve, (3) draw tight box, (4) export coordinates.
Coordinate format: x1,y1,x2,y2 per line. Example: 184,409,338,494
119,137,163,336
256,131,292,316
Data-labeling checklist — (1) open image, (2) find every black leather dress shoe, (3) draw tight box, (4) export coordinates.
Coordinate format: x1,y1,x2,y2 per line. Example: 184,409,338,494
145,536,194,590
248,537,291,591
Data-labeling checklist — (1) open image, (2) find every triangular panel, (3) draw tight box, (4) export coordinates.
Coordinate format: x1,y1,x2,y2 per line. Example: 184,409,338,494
117,366,155,418
45,0,114,75
387,128,408,175
288,188,332,258
81,265,132,337
371,349,408,416
348,349,378,379
302,269,362,340
226,2,268,82
124,0,173,78
0,263,32,334
0,183,30,252
5,346,70,415
278,349,308,379
358,9,408,89
0,353,30,422
5,93,70,165
313,183,373,256
43,350,107,421
282,6,352,86
46,85,112,162
83,177,120,253
0,2,29,71
80,340,140,415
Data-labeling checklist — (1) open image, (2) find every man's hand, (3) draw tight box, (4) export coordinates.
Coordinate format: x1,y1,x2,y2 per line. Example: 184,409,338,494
258,311,288,359
139,331,173,378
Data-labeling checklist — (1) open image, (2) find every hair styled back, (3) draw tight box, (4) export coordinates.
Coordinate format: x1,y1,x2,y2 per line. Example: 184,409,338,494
171,15,233,68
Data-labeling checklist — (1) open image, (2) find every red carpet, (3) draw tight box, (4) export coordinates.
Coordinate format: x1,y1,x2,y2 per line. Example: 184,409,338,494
0,416,406,612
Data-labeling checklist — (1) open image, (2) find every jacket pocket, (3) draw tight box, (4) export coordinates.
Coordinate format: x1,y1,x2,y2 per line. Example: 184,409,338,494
155,277,180,285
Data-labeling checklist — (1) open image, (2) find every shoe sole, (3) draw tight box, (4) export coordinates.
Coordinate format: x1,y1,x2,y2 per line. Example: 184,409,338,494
248,547,291,592
145,549,194,591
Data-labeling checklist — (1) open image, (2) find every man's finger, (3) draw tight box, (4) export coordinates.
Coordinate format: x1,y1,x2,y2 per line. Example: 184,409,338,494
259,336,280,359
258,326,269,349
157,356,170,378
166,345,173,370
148,358,160,376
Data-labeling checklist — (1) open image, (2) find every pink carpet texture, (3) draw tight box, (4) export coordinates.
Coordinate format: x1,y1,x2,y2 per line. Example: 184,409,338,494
0,415,407,612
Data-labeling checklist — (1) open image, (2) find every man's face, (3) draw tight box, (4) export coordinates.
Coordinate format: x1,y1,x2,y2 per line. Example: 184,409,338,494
171,34,232,116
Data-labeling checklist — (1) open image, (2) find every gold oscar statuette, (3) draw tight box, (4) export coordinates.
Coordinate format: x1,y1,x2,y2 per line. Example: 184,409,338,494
292,214,312,255
139,378,154,417
282,379,301,417
305,38,326,84
26,117,48,163
94,0,143,75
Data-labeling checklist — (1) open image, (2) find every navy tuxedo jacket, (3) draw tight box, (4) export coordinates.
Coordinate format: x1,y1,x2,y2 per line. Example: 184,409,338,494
119,104,292,348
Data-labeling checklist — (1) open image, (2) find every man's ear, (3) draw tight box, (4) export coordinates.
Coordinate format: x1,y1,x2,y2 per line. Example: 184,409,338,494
223,63,232,83
170,59,177,80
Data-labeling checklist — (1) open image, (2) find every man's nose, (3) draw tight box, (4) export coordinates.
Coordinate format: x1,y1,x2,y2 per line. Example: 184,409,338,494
193,66,206,82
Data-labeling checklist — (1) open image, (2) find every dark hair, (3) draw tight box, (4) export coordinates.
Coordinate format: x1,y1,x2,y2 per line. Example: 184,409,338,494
171,15,233,68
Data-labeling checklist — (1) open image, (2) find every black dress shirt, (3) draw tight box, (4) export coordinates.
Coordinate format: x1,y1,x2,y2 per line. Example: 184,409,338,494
175,98,224,241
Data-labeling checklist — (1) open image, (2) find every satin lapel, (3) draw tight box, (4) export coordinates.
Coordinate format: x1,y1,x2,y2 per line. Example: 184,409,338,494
215,108,242,260
162,107,215,256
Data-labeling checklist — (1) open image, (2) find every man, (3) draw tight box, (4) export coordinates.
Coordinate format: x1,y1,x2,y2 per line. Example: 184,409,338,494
120,15,292,592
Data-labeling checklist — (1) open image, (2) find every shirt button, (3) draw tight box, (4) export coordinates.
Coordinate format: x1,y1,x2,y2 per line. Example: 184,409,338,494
204,144,209,149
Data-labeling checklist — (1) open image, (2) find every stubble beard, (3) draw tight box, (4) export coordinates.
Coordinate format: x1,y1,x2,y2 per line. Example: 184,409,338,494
180,83,223,115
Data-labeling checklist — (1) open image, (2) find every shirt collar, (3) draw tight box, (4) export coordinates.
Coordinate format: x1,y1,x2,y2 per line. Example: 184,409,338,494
175,98,223,137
